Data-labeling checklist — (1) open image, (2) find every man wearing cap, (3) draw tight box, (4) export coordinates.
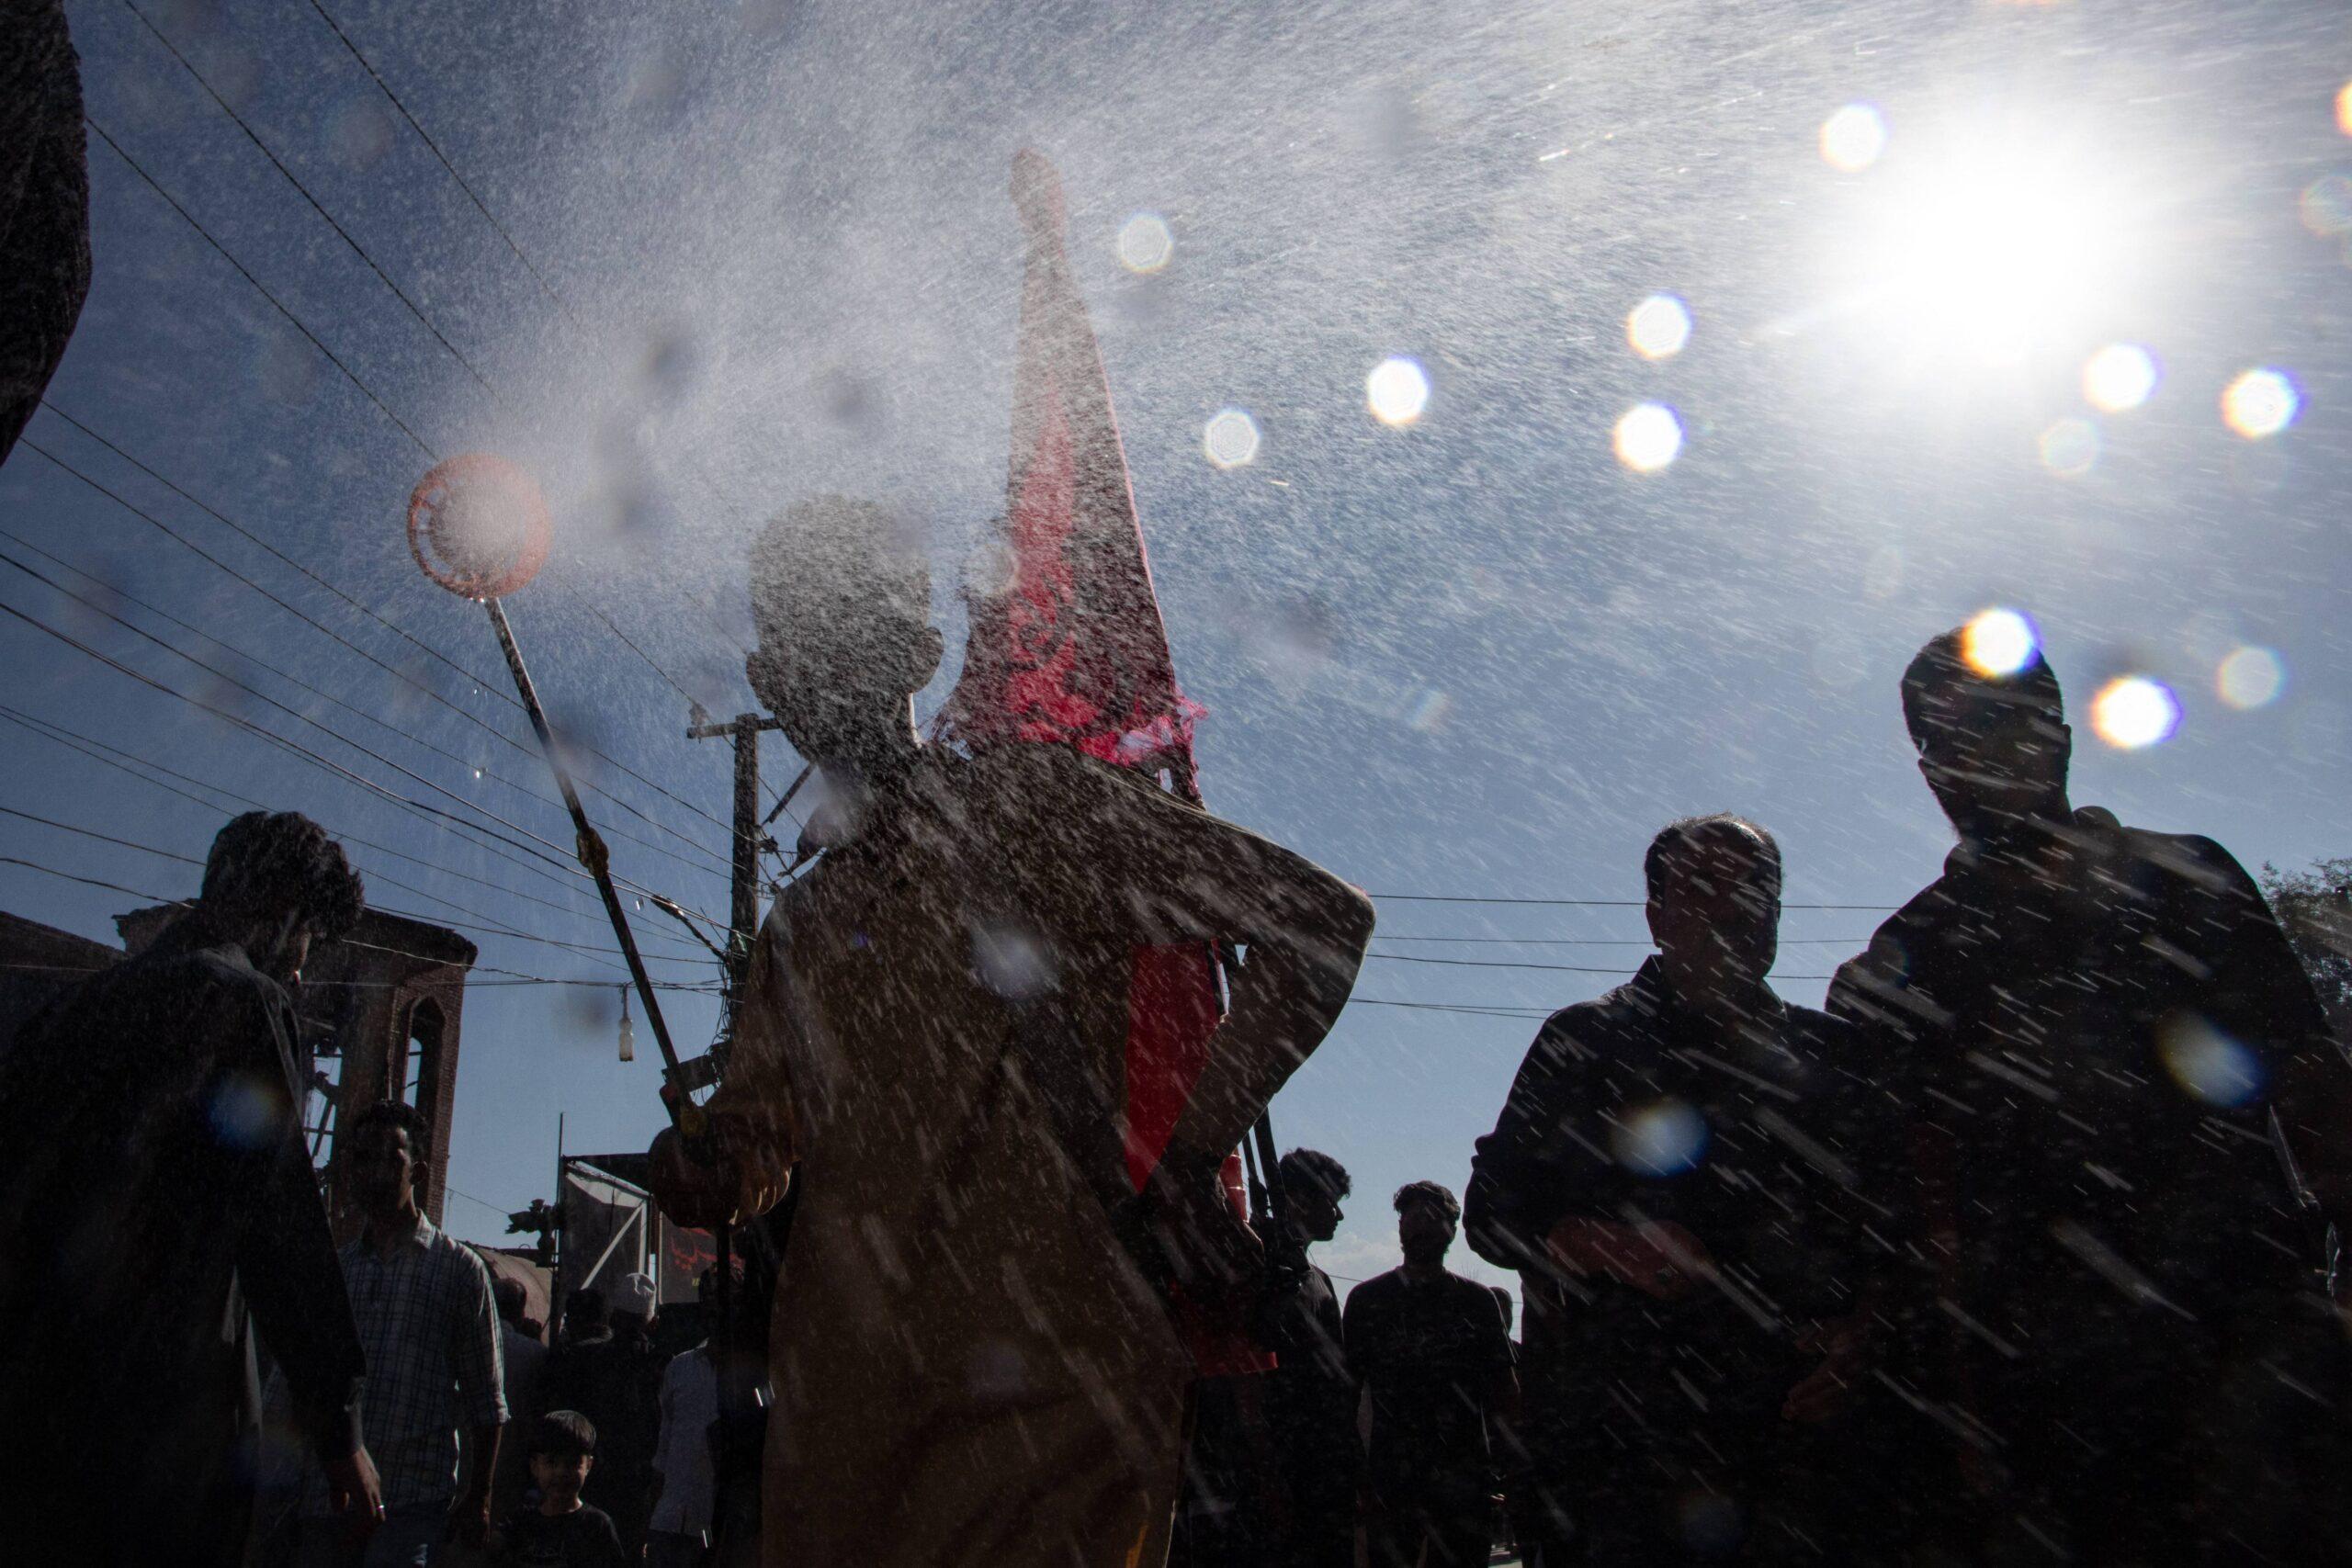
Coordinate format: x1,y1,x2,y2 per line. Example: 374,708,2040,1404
1828,625,2352,1561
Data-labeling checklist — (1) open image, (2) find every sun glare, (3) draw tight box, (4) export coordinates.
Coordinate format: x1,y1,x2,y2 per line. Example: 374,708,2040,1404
1838,130,2137,367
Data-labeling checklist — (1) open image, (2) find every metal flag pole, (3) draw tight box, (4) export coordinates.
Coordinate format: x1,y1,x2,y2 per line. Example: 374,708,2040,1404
481,597,704,1139
404,454,705,1140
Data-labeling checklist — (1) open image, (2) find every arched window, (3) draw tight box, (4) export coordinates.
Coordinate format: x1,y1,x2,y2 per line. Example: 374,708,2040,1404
396,996,445,1126
391,997,447,1217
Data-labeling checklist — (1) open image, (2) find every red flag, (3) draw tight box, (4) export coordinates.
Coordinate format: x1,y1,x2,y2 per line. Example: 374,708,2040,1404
936,150,1216,1195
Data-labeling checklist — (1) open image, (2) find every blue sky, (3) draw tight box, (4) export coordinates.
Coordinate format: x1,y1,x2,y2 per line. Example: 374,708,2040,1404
6,0,2351,1303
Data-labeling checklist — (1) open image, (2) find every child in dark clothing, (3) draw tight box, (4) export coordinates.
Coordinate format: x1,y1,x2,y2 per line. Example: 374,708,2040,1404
497,1410,628,1568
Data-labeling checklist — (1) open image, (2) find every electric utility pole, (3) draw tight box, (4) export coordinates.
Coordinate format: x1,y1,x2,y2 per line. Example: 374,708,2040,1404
684,702,784,1558
688,705,785,1002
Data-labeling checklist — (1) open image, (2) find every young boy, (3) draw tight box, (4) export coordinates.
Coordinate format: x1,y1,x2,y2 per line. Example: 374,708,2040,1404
497,1411,628,1568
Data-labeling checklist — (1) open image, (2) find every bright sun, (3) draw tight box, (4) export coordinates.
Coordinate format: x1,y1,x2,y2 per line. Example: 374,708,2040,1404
1836,129,2139,368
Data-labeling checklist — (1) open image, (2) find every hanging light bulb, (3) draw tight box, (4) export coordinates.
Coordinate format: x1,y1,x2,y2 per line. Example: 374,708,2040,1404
618,986,636,1063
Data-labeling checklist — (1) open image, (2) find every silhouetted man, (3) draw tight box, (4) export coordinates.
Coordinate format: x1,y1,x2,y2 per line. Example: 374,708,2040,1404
1345,1181,1515,1568
0,0,90,463
1261,1148,1358,1568
1828,626,2352,1562
0,810,380,1563
557,1289,611,1352
647,496,1374,1566
1466,816,1911,1563
295,1100,505,1567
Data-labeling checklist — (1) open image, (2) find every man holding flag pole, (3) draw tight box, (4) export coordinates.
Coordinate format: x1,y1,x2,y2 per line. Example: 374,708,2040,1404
647,151,1374,1566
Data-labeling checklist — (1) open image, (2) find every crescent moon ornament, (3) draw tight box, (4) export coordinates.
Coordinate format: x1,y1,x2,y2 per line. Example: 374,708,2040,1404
406,453,552,600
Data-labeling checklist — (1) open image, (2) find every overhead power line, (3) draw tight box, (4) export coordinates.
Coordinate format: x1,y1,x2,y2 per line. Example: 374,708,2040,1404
1349,998,1555,1020
8,450,733,879
0,856,721,993
1364,950,1834,982
0,798,707,973
0,594,729,935
38,406,757,856
1369,892,1896,911
1375,933,1869,946
0,521,729,878
0,703,708,963
119,0,503,402
582,597,704,710
0,547,706,889
59,150,755,855
0,958,721,996
300,0,584,333
0,804,198,866
80,118,435,457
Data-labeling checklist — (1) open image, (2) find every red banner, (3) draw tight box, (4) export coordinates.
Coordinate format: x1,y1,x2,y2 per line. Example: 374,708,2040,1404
938,150,1217,1196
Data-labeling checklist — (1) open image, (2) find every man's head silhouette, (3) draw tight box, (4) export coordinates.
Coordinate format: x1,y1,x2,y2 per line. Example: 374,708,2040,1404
1645,814,1780,1006
745,495,943,774
1395,1180,1460,1271
1901,626,2072,842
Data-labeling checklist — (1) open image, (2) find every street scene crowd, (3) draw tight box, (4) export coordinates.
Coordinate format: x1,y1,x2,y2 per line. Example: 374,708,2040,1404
5,5,2350,1565
4,598,2347,1567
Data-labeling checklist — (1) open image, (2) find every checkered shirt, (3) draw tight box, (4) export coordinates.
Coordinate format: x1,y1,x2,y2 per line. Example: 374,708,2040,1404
303,1215,506,1513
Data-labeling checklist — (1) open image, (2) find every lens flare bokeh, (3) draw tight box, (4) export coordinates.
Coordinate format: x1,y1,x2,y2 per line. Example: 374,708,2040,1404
1202,408,1261,469
1611,1098,1710,1177
1961,608,2039,677
2222,368,2299,439
1115,212,1172,274
2157,1016,2265,1107
1820,103,1887,172
1627,294,1692,360
1366,356,1430,426
2039,418,2100,478
1613,402,1682,472
2216,646,2284,709
2091,675,2181,750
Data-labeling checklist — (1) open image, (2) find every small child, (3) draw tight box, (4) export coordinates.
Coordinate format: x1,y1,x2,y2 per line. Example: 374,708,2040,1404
495,1410,628,1568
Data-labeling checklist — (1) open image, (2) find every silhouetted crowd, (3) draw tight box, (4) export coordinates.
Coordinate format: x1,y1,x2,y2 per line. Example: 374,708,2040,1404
1161,626,2352,1568
3,622,2346,1567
